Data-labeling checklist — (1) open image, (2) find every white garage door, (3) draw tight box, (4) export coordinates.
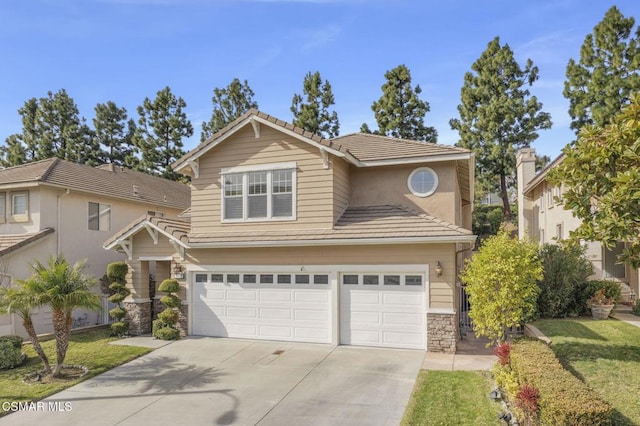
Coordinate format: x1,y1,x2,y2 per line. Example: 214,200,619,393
191,272,331,343
340,273,426,350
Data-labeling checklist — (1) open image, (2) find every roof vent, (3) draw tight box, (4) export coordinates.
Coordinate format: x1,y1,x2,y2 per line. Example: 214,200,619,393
133,185,139,196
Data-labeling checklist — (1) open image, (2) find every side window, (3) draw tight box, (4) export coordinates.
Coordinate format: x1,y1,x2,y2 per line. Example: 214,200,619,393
10,192,29,222
88,202,111,231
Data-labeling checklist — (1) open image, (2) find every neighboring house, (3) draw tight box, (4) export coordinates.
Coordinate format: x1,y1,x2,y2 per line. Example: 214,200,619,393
0,158,190,337
104,110,476,353
517,148,638,301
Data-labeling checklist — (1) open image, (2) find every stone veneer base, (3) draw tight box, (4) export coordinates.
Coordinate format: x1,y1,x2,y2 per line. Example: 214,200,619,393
427,312,457,353
124,301,151,335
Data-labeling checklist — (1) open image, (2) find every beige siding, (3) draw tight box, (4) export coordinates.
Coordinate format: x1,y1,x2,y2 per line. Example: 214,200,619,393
332,157,350,222
349,162,457,224
190,125,336,233
185,243,456,309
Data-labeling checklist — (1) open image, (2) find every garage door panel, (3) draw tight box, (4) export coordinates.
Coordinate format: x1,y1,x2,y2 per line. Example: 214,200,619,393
341,272,426,350
382,312,422,325
259,308,292,320
260,290,293,302
227,307,257,318
192,275,331,344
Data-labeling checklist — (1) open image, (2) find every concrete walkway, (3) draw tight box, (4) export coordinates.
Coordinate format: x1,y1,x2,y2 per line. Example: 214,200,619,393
422,332,496,371
613,305,640,328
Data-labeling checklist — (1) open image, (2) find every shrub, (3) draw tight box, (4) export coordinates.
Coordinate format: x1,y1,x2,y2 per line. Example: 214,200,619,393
158,279,180,293
0,335,23,349
460,230,543,343
536,244,592,318
0,341,23,370
110,322,129,336
158,309,178,324
492,363,519,400
154,327,179,341
510,338,612,425
494,342,511,366
160,294,180,309
514,384,539,425
109,306,126,320
575,280,623,314
107,262,129,280
633,299,640,316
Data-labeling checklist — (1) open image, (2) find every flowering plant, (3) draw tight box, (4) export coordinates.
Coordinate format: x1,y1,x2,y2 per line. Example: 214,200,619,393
587,289,615,306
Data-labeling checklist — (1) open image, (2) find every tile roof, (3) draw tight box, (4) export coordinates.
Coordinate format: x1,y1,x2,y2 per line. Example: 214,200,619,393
103,214,190,249
0,158,190,210
188,204,474,245
330,133,470,162
173,109,470,170
0,228,54,257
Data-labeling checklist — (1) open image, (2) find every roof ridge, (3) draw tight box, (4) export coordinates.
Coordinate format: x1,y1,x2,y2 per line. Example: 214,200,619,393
39,157,60,181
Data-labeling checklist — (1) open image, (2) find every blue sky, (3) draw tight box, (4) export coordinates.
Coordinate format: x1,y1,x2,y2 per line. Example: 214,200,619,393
0,1,637,159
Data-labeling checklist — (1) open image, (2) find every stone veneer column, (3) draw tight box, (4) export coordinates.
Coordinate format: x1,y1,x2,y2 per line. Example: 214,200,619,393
177,305,188,337
124,300,152,335
427,311,457,353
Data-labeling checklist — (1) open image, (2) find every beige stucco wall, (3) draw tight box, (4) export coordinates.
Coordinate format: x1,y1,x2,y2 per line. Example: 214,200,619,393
349,162,458,225
190,125,337,233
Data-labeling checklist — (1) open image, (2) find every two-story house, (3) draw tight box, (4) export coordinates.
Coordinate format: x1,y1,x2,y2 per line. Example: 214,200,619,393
105,110,476,353
0,158,190,337
517,148,638,301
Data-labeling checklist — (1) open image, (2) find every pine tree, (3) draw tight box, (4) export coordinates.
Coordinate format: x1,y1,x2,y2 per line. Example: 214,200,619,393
367,64,437,142
291,71,340,138
0,135,27,167
450,37,551,222
94,101,137,167
564,6,640,132
134,86,193,181
201,78,258,142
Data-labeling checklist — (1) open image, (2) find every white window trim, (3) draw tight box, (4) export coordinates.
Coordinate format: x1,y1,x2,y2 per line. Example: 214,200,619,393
221,163,297,223
9,191,29,222
0,192,5,223
88,201,112,232
407,167,439,197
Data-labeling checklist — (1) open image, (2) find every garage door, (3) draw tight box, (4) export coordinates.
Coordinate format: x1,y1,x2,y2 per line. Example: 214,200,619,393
340,273,426,350
191,272,331,343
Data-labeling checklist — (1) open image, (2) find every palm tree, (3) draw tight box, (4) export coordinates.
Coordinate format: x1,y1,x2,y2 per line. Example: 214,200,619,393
0,284,52,375
28,255,101,377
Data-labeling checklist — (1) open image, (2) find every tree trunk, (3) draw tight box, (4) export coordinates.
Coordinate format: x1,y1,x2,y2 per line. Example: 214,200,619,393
22,317,51,375
51,309,72,377
500,173,512,222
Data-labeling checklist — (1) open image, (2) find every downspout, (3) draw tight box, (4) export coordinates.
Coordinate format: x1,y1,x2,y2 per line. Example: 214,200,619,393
56,189,71,256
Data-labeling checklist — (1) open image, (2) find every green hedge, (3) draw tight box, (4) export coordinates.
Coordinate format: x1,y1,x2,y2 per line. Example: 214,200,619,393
510,339,612,425
0,341,23,369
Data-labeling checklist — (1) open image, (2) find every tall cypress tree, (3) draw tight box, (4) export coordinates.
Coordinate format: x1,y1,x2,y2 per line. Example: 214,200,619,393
291,71,340,138
366,64,437,142
564,6,640,132
450,37,551,221
201,78,258,142
94,101,137,167
134,86,193,181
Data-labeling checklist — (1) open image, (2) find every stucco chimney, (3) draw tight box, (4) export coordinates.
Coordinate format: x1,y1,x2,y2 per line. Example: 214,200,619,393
517,148,536,240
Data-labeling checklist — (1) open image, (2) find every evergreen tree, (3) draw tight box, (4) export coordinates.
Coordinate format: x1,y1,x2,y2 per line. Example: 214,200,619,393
0,135,27,167
1,90,100,166
35,89,99,165
564,6,640,132
201,78,258,142
134,86,193,181
291,71,340,138
367,64,437,142
450,37,551,222
93,101,137,167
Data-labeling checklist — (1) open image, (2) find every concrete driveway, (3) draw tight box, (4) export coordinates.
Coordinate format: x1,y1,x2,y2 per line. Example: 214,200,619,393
1,337,424,426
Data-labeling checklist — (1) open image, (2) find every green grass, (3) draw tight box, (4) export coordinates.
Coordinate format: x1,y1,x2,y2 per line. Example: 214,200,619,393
0,329,151,416
401,370,501,426
533,318,640,425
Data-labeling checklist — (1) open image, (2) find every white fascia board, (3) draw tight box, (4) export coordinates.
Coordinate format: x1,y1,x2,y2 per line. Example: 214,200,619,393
0,182,40,190
221,161,297,174
104,220,189,251
188,235,477,248
357,152,472,167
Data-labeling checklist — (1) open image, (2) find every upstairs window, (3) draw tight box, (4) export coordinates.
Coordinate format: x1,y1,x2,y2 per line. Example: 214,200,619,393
10,192,29,222
88,202,111,231
408,167,438,197
222,163,296,222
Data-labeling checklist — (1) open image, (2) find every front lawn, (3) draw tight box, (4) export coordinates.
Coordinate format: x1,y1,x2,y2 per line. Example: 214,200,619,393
534,318,640,425
401,370,501,426
0,329,151,416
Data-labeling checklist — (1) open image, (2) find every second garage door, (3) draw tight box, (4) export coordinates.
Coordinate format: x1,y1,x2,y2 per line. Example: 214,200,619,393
340,272,426,350
191,271,331,344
